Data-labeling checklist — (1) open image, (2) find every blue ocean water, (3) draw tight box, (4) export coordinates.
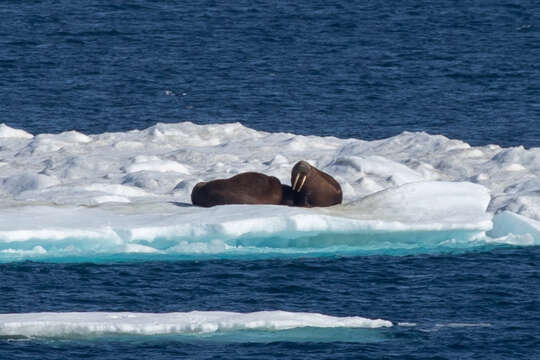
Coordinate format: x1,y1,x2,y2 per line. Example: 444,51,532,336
1,248,539,359
1,0,539,147
1,1,539,359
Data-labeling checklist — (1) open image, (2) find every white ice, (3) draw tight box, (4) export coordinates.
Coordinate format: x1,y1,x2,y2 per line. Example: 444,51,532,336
0,311,392,338
0,122,538,259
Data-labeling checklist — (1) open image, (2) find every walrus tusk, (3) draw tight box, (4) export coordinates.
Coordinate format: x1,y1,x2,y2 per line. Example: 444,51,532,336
297,175,307,192
292,173,300,191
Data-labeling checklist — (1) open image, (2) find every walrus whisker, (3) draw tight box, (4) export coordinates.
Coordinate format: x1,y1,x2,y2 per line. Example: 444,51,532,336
297,175,307,192
292,173,300,191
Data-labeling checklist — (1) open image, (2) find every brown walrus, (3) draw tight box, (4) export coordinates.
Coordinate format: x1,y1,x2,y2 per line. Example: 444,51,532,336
191,172,285,207
290,160,342,207
191,161,342,208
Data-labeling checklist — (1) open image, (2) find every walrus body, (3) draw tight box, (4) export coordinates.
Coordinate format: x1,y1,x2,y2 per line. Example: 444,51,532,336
290,161,342,207
279,184,297,207
191,172,283,207
191,161,342,208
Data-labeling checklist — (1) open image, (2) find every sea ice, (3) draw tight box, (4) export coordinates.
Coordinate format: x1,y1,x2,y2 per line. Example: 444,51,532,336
0,311,392,338
0,122,537,260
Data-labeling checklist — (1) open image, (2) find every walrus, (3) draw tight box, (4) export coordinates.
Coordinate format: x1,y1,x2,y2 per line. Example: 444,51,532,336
290,160,342,207
191,172,285,207
190,161,342,208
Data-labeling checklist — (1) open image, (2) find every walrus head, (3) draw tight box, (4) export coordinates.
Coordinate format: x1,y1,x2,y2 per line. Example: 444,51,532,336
193,181,207,190
291,161,311,193
291,160,342,207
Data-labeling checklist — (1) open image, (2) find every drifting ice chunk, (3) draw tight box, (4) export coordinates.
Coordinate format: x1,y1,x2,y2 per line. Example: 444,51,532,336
0,311,392,338
0,122,537,262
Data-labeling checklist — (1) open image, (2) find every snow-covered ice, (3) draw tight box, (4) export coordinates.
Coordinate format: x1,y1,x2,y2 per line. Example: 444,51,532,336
0,122,538,260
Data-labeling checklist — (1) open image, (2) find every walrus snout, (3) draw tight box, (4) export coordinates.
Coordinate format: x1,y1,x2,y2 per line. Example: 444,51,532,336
292,160,311,192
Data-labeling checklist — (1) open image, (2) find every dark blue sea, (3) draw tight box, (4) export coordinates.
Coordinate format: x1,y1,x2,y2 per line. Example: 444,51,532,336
1,1,539,359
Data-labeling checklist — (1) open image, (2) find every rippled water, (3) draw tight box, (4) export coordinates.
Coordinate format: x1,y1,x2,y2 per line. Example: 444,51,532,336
1,0,539,359
0,248,539,358
1,0,539,147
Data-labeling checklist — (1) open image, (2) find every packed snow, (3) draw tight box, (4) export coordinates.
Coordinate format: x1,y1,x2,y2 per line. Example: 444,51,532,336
0,122,537,260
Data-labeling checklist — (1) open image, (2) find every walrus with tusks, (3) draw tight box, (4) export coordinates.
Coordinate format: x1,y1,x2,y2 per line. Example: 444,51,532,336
290,160,342,207
190,161,342,208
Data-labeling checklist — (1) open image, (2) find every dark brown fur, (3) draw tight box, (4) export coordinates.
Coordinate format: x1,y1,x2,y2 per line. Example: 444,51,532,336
191,172,283,207
290,161,342,207
280,184,297,206
191,162,342,208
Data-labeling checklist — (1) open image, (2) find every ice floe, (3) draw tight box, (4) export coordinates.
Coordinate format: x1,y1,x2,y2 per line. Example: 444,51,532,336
0,122,537,261
0,311,391,338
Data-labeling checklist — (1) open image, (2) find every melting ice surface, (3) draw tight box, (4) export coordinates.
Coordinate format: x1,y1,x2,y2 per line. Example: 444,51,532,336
0,122,538,262
0,311,392,341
